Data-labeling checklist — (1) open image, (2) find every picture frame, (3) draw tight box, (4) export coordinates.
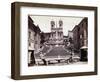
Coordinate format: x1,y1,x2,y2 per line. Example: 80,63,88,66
11,2,98,80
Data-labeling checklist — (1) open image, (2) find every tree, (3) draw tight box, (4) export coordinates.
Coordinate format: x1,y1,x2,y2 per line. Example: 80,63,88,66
40,32,45,45
69,37,73,44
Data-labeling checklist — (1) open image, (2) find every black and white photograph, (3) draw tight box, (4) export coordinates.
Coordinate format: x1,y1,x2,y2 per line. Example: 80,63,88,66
28,15,88,67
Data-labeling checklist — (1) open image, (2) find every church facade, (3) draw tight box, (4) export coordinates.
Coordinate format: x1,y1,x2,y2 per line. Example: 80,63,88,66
48,20,64,46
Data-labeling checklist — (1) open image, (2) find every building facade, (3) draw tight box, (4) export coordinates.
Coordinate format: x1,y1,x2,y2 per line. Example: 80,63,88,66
34,25,41,54
50,20,63,45
43,32,51,43
72,25,80,50
28,16,41,66
68,30,73,39
72,17,88,61
28,16,35,66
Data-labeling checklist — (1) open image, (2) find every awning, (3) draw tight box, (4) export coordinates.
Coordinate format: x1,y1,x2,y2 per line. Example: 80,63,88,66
80,46,88,49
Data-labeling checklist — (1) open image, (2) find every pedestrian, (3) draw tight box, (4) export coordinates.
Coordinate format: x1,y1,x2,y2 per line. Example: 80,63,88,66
69,49,74,63
40,52,47,65
30,51,36,65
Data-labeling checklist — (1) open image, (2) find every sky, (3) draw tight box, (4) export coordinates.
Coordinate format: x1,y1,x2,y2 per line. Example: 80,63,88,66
30,15,83,36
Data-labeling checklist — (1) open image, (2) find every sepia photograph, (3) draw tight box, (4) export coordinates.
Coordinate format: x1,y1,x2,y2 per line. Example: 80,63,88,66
28,15,88,67
11,2,97,79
